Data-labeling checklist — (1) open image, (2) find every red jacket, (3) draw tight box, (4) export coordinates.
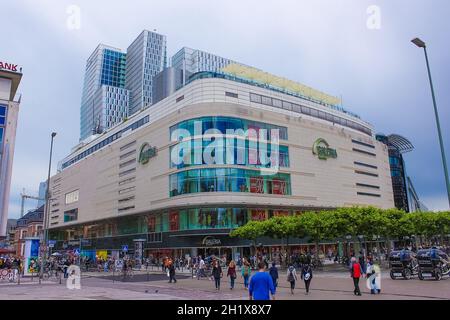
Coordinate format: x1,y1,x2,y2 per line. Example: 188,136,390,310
351,263,361,278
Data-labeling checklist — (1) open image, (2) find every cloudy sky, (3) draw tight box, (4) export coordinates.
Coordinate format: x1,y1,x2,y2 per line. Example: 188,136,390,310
3,0,450,218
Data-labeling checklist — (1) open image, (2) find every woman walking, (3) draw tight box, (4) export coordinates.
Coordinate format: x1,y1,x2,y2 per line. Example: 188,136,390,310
286,264,297,294
241,260,252,289
212,260,223,290
227,260,237,290
301,262,313,295
269,262,279,290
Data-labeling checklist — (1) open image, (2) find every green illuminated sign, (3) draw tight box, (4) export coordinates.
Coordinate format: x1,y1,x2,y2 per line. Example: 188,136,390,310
138,143,158,164
312,138,337,160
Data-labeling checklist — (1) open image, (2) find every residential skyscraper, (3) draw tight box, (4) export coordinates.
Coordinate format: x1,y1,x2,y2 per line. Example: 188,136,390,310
126,30,167,116
171,47,239,84
79,44,129,141
0,60,22,238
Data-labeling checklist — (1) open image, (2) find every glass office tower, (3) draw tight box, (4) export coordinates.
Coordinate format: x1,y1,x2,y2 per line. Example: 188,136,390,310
79,44,129,141
171,47,239,85
126,30,167,116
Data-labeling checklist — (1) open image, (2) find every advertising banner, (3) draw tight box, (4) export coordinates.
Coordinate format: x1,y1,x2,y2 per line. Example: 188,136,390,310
23,238,40,276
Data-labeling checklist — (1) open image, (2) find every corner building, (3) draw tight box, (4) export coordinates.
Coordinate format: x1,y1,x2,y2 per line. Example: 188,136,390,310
49,71,394,260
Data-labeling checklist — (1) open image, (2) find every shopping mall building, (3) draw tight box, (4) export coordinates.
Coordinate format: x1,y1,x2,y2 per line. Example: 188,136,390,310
48,67,395,262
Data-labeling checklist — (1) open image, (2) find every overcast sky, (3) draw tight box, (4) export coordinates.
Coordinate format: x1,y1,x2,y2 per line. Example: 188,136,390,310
3,0,450,218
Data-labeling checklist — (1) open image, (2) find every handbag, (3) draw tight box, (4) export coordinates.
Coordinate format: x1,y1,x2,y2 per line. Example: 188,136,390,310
167,270,170,277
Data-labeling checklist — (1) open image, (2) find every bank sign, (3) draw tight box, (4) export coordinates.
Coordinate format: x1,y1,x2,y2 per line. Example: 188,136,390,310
0,61,19,72
312,138,337,160
138,142,158,164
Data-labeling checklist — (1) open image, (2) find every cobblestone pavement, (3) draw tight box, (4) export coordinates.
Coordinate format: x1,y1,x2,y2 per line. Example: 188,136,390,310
0,269,448,300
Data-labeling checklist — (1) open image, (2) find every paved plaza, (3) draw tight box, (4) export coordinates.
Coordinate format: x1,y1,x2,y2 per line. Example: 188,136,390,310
0,268,448,300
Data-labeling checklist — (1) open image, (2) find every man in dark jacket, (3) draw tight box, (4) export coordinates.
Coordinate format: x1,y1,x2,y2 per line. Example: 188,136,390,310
268,262,279,289
168,261,177,283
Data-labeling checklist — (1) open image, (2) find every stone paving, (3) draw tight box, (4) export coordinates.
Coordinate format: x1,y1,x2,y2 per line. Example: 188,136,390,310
0,268,448,300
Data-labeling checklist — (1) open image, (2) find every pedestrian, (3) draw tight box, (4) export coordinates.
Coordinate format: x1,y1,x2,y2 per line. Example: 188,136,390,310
241,260,252,289
212,260,223,290
350,257,362,296
269,262,279,289
301,262,313,295
168,261,177,283
366,260,381,294
286,264,297,294
227,260,237,290
359,251,366,275
248,262,276,301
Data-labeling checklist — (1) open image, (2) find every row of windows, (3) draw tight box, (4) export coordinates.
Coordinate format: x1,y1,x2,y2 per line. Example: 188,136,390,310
354,161,378,170
62,116,149,170
357,192,381,198
355,170,379,177
170,141,290,169
170,116,288,141
0,105,6,145
50,207,303,240
250,93,372,136
170,168,291,197
352,139,375,149
356,183,380,189
352,148,377,157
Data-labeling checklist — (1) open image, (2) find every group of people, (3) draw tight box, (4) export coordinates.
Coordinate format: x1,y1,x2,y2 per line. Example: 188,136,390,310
0,256,22,271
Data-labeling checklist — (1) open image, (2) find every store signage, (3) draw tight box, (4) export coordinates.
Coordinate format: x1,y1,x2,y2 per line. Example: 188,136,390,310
0,61,19,72
202,236,221,247
138,142,157,164
312,138,337,160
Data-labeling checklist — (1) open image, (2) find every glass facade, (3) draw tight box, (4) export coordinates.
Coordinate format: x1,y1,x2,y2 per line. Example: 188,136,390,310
50,207,298,241
170,116,288,140
80,45,128,140
170,141,289,169
169,168,291,197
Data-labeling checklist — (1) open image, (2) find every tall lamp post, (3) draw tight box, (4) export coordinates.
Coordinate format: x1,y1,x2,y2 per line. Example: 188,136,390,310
411,38,450,208
39,132,57,281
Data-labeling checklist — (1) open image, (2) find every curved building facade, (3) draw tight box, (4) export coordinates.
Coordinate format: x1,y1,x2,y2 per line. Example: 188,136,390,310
49,72,394,260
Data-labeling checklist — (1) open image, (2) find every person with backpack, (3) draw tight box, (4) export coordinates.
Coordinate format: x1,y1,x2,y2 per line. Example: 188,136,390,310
241,260,252,289
350,257,362,296
227,260,237,290
301,262,313,295
286,264,297,294
269,262,279,289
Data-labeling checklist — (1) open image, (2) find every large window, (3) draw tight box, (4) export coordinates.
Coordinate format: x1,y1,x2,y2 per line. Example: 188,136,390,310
64,209,78,222
169,168,291,197
170,140,289,169
65,190,79,205
170,116,288,141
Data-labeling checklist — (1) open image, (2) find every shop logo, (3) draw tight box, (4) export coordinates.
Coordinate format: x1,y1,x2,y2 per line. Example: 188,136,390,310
138,143,158,164
202,236,221,247
312,138,337,160
0,61,19,72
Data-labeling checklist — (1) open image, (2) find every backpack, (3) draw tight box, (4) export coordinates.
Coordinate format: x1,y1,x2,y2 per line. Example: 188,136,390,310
288,269,295,282
352,263,361,278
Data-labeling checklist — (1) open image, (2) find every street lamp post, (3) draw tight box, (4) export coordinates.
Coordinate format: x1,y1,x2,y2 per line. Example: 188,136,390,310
39,132,57,281
412,38,450,208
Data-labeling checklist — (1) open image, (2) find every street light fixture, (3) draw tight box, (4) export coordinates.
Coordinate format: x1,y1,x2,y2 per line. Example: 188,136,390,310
411,37,450,208
39,132,57,282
